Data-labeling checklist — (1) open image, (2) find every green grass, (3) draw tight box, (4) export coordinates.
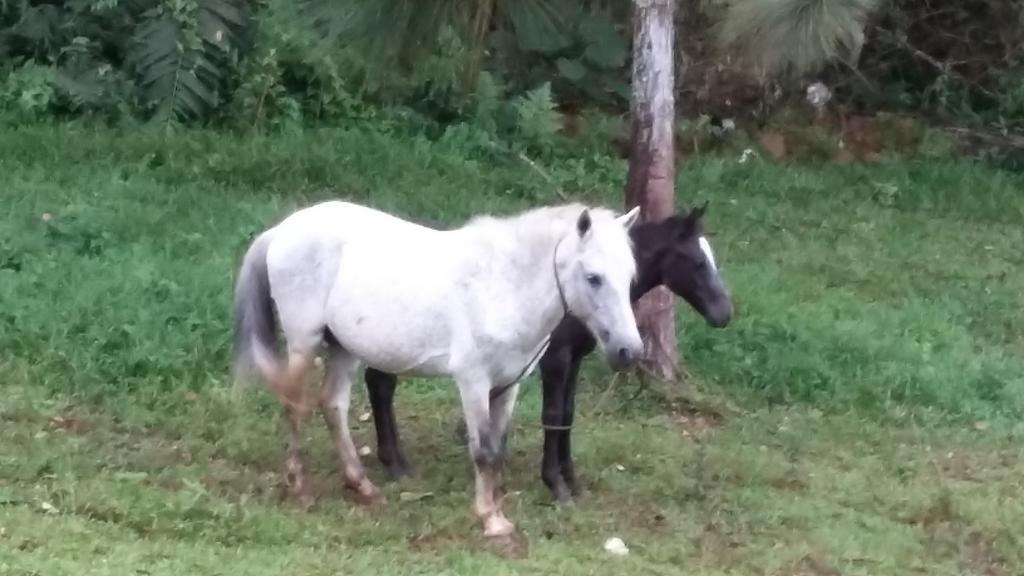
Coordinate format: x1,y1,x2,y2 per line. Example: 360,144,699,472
1,123,1023,574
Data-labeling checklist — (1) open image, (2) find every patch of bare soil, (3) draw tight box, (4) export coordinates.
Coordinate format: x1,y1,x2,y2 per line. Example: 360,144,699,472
753,111,925,164
902,490,1014,576
30,400,284,503
695,523,741,566
962,530,1011,576
769,472,808,493
407,530,460,554
779,554,842,576
905,491,958,529
758,131,788,160
936,447,1021,484
670,398,725,440
408,528,529,559
49,410,92,434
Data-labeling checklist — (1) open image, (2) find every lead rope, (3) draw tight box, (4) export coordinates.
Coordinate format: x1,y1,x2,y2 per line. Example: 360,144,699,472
536,240,574,430
489,236,569,401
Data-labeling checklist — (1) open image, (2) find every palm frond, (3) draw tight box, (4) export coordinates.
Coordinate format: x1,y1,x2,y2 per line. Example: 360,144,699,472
718,0,881,76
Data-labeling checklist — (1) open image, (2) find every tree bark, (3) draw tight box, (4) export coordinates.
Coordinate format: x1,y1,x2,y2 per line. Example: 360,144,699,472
625,0,678,382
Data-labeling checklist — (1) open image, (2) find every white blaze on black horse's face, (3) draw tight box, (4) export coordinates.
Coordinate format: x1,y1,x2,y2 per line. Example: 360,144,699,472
698,236,718,271
557,206,643,370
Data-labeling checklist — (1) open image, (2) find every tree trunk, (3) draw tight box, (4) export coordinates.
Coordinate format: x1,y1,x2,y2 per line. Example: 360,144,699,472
625,0,678,382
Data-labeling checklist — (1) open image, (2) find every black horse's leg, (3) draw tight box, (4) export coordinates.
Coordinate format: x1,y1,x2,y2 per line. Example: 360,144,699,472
364,368,410,479
559,351,585,497
539,346,572,504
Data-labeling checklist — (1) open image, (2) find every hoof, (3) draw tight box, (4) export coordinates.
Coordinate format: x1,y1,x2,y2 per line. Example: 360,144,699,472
359,493,387,508
549,480,574,505
483,514,516,538
284,470,316,510
347,479,386,507
383,460,411,480
568,479,584,499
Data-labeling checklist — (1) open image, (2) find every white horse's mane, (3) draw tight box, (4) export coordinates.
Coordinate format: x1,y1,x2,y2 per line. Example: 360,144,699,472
460,203,631,259
461,202,607,230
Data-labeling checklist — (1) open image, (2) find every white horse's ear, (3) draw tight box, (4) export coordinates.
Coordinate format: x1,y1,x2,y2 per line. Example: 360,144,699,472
617,206,641,229
576,209,592,237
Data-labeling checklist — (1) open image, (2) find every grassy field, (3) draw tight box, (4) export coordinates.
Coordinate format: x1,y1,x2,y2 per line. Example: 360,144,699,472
1,123,1023,575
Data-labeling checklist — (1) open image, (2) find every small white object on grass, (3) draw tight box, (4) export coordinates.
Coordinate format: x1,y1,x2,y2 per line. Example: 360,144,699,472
358,412,371,423
399,491,434,503
614,464,626,472
603,536,629,556
358,445,372,457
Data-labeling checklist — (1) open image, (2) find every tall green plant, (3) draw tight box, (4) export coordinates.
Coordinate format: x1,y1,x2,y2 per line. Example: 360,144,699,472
129,0,251,122
0,0,253,123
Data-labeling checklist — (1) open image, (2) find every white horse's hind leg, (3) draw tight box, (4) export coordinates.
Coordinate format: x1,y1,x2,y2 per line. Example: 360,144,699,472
456,376,515,537
320,345,383,505
269,349,317,509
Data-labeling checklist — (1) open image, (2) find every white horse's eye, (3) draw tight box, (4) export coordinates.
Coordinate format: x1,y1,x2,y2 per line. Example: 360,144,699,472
585,273,603,289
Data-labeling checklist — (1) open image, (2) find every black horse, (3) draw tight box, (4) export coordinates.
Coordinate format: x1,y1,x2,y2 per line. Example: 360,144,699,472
364,205,733,502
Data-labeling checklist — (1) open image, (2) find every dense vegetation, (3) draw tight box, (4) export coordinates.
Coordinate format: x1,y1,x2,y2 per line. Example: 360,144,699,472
3,0,1024,135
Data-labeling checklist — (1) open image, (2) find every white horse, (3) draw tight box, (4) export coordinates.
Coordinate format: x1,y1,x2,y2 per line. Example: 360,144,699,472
232,200,642,538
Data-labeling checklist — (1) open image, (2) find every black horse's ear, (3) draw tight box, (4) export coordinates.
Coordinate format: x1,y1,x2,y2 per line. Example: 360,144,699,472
617,206,641,229
691,201,708,219
577,209,592,237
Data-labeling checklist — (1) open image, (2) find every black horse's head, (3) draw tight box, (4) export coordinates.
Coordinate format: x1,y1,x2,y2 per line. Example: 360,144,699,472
634,203,733,327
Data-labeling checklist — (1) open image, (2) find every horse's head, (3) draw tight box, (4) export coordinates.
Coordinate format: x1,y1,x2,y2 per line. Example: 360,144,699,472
655,204,733,328
557,206,643,371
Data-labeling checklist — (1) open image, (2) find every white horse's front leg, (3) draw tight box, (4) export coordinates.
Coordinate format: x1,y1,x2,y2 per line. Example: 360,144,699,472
488,382,520,502
320,346,383,505
456,375,515,538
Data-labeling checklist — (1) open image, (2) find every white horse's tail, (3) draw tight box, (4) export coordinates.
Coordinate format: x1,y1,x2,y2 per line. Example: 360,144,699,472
232,231,280,386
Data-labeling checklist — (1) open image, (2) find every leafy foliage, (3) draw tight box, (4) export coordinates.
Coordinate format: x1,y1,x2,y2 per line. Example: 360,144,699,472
228,45,300,128
511,81,560,153
0,62,57,121
2,0,1024,133
848,1,1024,128
470,70,503,132
490,6,630,106
293,0,631,113
0,0,251,123
128,0,251,122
